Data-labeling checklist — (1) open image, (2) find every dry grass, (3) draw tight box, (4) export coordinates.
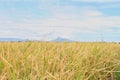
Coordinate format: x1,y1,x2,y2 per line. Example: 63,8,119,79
0,42,120,80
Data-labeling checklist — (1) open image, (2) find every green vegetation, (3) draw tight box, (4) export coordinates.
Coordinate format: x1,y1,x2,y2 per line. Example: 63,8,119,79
0,42,120,80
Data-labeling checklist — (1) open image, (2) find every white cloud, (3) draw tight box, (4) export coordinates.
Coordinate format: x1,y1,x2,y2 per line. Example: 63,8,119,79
0,2,120,40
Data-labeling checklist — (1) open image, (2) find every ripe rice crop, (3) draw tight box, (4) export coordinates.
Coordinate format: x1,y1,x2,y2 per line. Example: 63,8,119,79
0,42,120,80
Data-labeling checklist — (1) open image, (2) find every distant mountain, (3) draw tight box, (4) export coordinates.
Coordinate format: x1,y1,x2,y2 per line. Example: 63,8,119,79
0,37,72,42
53,37,72,42
0,38,29,42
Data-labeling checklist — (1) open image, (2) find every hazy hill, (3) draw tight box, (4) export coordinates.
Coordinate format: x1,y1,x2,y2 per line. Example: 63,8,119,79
0,38,28,42
53,37,72,42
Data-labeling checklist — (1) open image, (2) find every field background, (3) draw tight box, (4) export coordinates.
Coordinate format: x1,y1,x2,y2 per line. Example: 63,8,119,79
0,42,120,80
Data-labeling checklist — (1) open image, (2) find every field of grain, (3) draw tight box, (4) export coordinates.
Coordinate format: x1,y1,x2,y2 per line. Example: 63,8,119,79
0,42,120,80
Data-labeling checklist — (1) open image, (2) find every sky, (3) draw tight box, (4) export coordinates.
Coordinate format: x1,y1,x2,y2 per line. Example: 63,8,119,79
0,0,120,42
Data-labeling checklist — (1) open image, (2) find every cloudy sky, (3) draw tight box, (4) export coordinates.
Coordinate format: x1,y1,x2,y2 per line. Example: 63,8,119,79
0,0,120,41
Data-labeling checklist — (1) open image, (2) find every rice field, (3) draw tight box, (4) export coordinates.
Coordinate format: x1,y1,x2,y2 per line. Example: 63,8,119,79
0,42,120,80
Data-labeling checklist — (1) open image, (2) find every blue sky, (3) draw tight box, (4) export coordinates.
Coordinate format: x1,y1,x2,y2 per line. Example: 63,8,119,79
0,0,120,42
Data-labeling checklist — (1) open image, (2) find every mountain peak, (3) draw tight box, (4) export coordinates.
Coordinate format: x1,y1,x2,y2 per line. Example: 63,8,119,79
53,37,72,42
